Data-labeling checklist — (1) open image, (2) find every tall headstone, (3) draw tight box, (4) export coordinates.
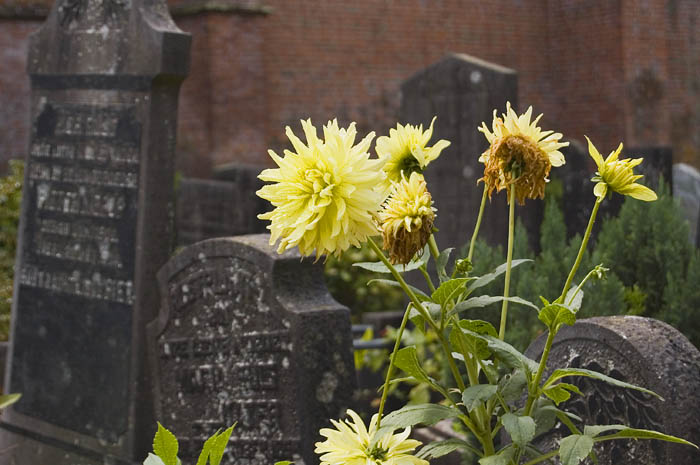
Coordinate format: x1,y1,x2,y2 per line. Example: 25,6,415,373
400,53,542,251
526,316,700,465
672,163,700,246
0,1,190,464
148,234,356,465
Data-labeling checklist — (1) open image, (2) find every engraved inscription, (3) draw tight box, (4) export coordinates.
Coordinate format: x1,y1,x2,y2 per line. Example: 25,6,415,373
19,266,134,305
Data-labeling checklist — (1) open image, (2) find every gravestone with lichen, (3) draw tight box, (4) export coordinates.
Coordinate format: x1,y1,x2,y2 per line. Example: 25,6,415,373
0,0,190,463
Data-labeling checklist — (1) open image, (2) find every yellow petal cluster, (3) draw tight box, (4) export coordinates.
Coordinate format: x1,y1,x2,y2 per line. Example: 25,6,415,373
379,172,436,265
257,119,385,258
376,116,451,185
585,136,657,201
478,102,568,204
315,409,428,465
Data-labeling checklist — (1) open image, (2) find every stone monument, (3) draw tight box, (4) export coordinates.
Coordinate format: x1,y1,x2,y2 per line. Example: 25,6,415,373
673,163,700,246
400,53,542,251
0,1,190,464
526,316,700,464
148,234,356,465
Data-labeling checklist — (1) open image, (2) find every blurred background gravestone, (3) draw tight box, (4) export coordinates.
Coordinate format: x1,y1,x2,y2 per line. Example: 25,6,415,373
673,163,700,246
525,316,700,465
149,234,356,465
0,1,190,464
400,53,543,252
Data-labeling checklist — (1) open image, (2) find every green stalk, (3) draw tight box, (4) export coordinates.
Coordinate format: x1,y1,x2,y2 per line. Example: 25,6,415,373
498,187,517,340
419,264,436,293
559,198,602,302
522,450,559,465
376,302,411,429
468,184,489,262
525,328,555,415
428,234,441,262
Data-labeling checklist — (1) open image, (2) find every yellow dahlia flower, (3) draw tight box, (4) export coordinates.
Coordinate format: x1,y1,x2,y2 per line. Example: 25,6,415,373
315,409,428,465
585,136,657,201
379,172,436,265
257,119,385,258
478,102,568,204
376,116,451,185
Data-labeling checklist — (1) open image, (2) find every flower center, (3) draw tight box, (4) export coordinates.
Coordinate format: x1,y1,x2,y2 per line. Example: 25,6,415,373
306,168,336,199
398,153,423,177
367,444,389,464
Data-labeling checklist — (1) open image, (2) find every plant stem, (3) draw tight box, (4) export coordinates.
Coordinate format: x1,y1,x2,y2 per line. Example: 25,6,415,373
376,301,411,429
525,328,556,416
498,187,517,340
468,184,489,262
428,234,441,262
559,198,602,302
419,264,436,293
522,450,558,465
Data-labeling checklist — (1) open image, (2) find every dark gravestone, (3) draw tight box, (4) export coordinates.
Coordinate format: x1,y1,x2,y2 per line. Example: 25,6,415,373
672,163,700,246
176,177,267,246
0,1,190,464
525,316,700,465
148,234,356,465
400,53,542,251
628,146,673,192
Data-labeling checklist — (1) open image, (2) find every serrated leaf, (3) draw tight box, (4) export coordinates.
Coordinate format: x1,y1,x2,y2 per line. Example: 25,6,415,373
195,431,217,465
543,368,662,399
559,435,594,465
450,296,538,316
436,247,454,283
501,413,536,446
478,446,515,465
564,285,583,311
450,320,496,360
380,404,459,431
530,398,558,438
594,428,698,448
367,279,431,301
0,393,21,409
499,369,528,403
467,259,532,293
459,328,538,373
144,453,166,465
538,303,576,330
395,346,430,384
416,438,476,459
461,384,498,412
208,424,235,465
432,278,469,305
153,423,179,465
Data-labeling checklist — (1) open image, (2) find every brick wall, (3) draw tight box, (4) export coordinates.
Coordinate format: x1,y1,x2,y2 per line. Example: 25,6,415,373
0,0,698,174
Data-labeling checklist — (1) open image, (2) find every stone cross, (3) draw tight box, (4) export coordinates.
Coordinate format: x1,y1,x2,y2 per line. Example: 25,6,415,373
0,1,190,463
149,234,356,465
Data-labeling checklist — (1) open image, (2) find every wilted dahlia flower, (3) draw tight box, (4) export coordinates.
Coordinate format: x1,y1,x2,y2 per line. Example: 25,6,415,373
585,136,657,201
478,102,568,204
257,119,385,258
315,409,428,465
379,172,436,265
376,116,451,186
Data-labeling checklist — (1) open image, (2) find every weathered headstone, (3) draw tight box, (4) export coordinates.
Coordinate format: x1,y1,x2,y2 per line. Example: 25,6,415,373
0,1,190,464
400,53,542,251
525,316,700,464
148,234,356,465
176,176,267,246
672,163,700,246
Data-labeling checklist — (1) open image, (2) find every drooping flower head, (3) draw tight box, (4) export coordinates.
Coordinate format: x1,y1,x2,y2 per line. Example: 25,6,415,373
257,119,385,258
315,409,428,465
379,172,436,265
376,116,451,186
585,136,657,201
478,102,568,204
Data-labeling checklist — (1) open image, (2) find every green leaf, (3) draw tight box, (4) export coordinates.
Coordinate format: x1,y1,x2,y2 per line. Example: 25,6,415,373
196,432,218,465
467,259,531,292
559,435,594,465
153,423,179,465
530,398,558,438
543,368,662,399
564,285,583,311
274,462,293,465
538,303,576,330
450,320,497,360
354,252,428,273
501,413,536,447
459,327,538,373
436,247,454,283
432,278,469,305
368,279,431,301
0,393,21,409
499,369,528,403
542,383,583,405
478,446,515,465
144,453,166,465
380,404,459,430
416,438,479,459
395,346,431,384
461,384,498,412
583,424,628,437
207,424,235,465
594,428,698,448
450,295,539,316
